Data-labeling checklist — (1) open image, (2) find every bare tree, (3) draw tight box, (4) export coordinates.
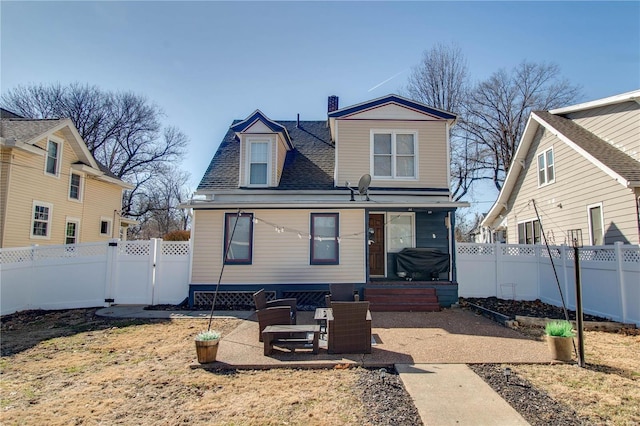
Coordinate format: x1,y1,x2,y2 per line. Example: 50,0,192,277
1,83,188,222
462,62,581,191
406,43,468,114
405,43,482,201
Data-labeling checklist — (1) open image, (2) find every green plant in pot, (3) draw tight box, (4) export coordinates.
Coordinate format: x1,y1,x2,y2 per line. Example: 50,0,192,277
545,320,575,362
195,330,221,364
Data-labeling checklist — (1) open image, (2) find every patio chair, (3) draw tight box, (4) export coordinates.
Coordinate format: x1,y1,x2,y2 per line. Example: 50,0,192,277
324,283,360,307
253,289,297,323
255,306,294,342
327,301,372,354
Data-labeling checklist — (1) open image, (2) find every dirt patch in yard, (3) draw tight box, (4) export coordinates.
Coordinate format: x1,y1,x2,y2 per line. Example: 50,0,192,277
1,308,420,425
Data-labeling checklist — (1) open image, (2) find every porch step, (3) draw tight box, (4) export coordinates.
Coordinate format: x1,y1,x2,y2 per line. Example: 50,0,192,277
364,287,441,312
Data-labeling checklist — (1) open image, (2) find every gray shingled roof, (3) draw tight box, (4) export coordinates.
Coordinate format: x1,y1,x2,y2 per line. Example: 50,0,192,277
198,120,334,191
0,118,66,142
535,110,640,183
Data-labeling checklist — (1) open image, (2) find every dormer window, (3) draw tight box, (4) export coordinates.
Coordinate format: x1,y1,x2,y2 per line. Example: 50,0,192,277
247,139,270,186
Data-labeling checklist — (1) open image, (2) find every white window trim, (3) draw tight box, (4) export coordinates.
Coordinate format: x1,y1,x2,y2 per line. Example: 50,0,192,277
245,137,272,187
31,200,53,240
100,217,113,237
386,212,415,253
517,218,541,245
370,129,419,180
65,217,81,244
537,147,555,187
44,135,64,178
587,202,604,246
68,170,84,202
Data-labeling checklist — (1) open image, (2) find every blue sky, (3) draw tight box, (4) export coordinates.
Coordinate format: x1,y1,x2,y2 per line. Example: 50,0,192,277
2,1,639,209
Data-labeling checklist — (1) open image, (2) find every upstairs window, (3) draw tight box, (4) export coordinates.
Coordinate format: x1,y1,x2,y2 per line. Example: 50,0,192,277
537,147,555,186
310,213,339,265
518,219,541,244
224,212,253,264
46,139,61,176
69,173,82,201
248,140,269,186
588,204,604,245
31,201,53,239
372,131,417,179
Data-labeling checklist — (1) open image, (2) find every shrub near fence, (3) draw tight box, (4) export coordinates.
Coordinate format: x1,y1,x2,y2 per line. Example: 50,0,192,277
0,239,190,316
456,242,640,326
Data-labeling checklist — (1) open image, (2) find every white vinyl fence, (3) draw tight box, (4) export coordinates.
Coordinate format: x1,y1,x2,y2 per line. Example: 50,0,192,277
457,242,640,325
0,239,190,316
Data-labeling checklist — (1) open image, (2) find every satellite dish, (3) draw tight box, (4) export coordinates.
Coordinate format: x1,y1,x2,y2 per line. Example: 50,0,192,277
358,174,371,195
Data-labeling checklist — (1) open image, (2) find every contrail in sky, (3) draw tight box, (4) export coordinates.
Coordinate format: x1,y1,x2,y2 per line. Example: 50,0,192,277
368,70,407,92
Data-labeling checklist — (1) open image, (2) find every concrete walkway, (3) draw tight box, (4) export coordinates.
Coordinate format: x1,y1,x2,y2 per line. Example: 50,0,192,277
97,305,537,425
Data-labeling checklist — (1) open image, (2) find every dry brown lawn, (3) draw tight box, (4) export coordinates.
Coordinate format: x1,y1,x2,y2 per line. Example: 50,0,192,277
1,308,638,425
513,329,640,425
1,310,367,425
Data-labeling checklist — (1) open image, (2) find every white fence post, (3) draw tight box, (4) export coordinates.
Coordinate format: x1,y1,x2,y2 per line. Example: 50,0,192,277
495,241,501,297
149,238,160,306
104,239,119,305
615,242,627,323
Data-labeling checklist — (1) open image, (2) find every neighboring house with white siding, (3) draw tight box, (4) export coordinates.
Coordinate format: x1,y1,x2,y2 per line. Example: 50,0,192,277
481,89,640,246
0,110,134,248
185,95,468,308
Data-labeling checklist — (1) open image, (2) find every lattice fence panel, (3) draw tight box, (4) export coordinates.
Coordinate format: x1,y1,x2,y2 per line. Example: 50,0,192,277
503,246,536,257
119,241,150,256
540,248,562,259
457,245,494,256
35,245,79,259
622,248,640,263
0,248,32,264
161,242,190,256
580,249,616,262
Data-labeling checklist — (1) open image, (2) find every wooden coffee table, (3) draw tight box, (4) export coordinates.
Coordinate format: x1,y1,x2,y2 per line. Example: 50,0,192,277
262,324,320,355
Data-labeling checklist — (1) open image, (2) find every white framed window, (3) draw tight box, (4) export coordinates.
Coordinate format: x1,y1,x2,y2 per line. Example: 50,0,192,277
45,137,63,177
68,172,83,201
31,201,53,239
310,213,339,265
587,203,604,245
387,213,415,252
246,138,271,186
100,217,112,236
65,218,80,244
371,130,417,179
517,219,541,244
537,147,555,186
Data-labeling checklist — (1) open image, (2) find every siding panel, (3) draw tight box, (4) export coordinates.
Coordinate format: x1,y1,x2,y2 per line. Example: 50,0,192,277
191,209,366,284
505,127,638,244
336,119,449,189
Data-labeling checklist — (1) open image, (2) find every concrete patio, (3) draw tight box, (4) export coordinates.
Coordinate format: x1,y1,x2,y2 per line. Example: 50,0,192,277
203,307,552,369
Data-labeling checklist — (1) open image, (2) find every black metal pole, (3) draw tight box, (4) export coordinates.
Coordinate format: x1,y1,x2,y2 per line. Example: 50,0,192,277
574,245,585,367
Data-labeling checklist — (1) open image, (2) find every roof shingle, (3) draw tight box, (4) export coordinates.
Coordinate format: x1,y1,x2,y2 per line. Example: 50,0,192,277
534,110,640,183
198,120,334,191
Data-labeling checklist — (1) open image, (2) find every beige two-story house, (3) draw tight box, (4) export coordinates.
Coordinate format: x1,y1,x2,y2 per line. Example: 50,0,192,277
185,95,468,308
482,90,640,245
0,111,134,248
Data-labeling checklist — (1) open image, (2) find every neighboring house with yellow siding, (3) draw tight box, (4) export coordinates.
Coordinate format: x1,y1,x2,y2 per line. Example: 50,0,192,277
0,109,134,248
481,90,640,245
184,95,469,308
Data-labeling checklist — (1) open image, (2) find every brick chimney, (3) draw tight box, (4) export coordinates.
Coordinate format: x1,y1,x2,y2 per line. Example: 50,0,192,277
328,95,339,114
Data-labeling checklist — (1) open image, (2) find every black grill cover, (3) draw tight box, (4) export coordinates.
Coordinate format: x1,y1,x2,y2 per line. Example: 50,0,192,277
396,248,449,280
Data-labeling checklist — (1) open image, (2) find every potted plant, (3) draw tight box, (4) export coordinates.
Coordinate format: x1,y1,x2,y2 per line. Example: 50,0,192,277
545,320,575,362
195,330,221,363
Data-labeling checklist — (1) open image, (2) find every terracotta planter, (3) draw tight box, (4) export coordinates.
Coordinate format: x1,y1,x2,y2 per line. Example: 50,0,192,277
195,339,219,363
546,335,574,361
